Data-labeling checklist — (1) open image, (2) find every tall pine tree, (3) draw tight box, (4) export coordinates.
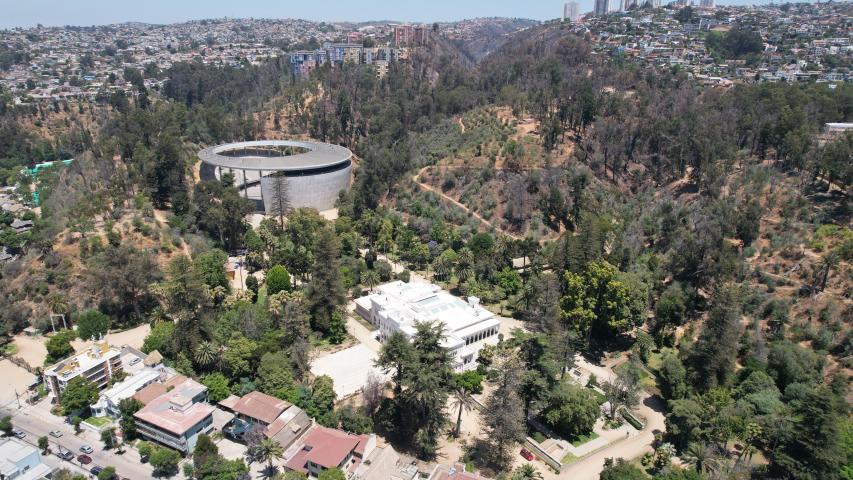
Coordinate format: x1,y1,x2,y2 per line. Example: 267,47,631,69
306,226,346,334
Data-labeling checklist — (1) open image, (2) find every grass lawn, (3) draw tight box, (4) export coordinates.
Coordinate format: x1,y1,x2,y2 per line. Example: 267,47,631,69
561,453,577,464
350,312,377,331
569,431,599,447
616,361,656,389
646,347,676,374
83,416,112,428
589,387,606,405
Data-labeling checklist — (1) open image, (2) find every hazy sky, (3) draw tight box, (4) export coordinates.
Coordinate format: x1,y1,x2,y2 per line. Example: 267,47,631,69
2,0,787,29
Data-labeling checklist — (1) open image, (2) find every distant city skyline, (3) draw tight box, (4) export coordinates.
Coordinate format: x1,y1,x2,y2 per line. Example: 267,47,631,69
1,0,800,29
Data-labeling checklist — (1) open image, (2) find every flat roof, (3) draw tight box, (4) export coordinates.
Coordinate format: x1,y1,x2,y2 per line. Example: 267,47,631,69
134,378,213,436
198,140,352,172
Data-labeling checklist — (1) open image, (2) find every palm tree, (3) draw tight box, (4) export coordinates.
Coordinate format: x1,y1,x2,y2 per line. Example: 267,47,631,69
432,256,450,283
361,270,380,292
511,464,543,480
258,438,283,471
450,387,475,438
194,341,219,369
683,442,717,476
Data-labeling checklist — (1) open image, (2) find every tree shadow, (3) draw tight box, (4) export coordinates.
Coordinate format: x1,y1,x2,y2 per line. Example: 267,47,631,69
260,465,280,478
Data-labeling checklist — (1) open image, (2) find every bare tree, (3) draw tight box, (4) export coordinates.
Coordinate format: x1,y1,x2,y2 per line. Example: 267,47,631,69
362,371,385,417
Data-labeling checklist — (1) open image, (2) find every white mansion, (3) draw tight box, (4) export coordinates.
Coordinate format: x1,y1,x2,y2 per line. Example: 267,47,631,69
355,281,501,371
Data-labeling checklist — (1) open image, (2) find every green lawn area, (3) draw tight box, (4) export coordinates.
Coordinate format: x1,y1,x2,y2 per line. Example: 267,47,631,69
569,431,599,447
561,452,577,464
83,416,112,428
529,428,547,444
589,387,606,405
646,347,676,374
615,361,656,390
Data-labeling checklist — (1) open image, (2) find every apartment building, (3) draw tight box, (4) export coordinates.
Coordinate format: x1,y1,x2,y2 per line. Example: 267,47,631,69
43,342,123,398
133,376,214,454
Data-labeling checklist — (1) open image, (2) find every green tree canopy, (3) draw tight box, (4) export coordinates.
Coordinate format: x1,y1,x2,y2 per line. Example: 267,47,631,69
61,376,99,413
540,382,600,439
75,310,111,341
265,265,292,296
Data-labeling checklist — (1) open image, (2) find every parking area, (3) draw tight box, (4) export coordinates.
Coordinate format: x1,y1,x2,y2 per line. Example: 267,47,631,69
310,344,389,398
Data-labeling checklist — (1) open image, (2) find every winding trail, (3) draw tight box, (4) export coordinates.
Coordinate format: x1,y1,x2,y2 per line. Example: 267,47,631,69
411,166,523,240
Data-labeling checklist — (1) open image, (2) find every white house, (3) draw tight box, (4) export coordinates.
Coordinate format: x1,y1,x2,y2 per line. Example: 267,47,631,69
0,438,53,480
355,281,501,371
91,367,163,417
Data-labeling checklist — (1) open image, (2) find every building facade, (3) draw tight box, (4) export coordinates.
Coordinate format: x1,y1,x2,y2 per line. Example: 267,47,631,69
0,439,53,480
43,342,122,399
219,391,311,449
563,2,580,22
91,367,163,418
284,426,375,478
594,0,611,16
355,281,501,371
133,377,214,454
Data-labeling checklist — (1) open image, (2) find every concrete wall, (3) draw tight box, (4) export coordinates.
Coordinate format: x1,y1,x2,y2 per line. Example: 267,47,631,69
259,162,351,212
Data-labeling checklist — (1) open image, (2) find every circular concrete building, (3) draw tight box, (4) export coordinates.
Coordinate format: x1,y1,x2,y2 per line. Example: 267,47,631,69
198,140,353,213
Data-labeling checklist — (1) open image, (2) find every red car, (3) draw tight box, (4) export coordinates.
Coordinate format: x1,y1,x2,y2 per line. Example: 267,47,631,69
520,448,534,461
77,454,92,465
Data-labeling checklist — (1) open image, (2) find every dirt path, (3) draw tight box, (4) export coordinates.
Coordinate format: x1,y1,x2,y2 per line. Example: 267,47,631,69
153,209,192,257
412,166,523,240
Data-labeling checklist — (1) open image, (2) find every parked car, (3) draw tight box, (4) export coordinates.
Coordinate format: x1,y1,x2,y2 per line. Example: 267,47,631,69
49,430,63,438
520,448,534,461
129,357,141,366
11,428,25,439
90,466,103,475
56,450,74,461
80,445,93,454
77,454,92,465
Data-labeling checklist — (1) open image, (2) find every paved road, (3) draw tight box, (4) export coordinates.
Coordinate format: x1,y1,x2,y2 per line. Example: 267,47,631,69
2,402,155,480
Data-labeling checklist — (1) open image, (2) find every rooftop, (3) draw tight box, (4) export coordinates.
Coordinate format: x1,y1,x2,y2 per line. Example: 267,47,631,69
371,281,500,346
198,140,353,172
97,367,161,404
285,426,369,473
133,374,189,405
222,391,290,425
133,377,213,436
45,342,121,379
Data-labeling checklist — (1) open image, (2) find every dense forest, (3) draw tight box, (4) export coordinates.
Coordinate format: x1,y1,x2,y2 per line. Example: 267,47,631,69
0,18,850,480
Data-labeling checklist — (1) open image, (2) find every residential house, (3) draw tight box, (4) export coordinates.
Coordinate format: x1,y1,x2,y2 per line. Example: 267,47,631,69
219,391,311,449
10,219,33,234
284,426,376,478
91,367,163,417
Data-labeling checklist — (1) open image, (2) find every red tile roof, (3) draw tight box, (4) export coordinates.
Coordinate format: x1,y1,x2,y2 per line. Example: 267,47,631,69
285,426,366,473
229,391,290,425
